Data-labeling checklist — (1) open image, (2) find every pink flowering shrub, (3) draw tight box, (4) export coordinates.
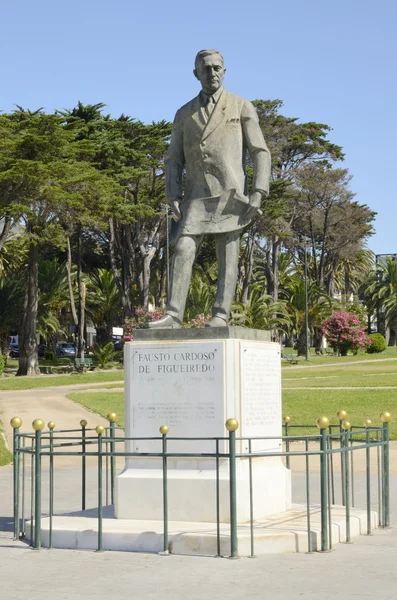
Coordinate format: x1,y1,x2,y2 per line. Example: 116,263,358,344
322,312,372,356
183,314,211,328
124,307,164,339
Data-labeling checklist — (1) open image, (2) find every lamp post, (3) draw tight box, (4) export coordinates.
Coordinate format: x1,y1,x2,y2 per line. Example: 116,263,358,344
304,238,310,361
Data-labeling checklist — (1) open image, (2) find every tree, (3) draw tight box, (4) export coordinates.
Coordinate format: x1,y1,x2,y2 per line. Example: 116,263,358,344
86,269,122,345
245,99,345,302
0,109,118,375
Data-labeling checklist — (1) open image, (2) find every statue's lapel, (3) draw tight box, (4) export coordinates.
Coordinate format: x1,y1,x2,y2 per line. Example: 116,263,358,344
201,89,228,141
191,96,206,131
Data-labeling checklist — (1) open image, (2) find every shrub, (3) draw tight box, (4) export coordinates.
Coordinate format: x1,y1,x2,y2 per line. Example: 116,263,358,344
322,311,371,356
44,350,55,361
93,343,117,368
366,333,387,354
0,354,4,376
124,307,164,338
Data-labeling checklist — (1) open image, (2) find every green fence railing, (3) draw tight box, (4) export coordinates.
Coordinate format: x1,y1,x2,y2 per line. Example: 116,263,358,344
10,410,391,558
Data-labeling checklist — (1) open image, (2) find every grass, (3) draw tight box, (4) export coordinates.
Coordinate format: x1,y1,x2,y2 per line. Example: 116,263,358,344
283,389,397,438
282,359,397,388
68,391,124,426
0,371,124,391
282,346,397,367
0,418,13,466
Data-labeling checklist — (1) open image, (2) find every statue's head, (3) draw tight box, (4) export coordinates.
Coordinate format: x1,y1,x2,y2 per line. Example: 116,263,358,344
193,49,226,95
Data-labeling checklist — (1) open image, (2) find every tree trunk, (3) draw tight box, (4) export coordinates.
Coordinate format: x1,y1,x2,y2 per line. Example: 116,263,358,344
17,242,40,376
76,226,85,359
66,236,78,327
0,327,9,363
109,219,132,317
95,322,113,346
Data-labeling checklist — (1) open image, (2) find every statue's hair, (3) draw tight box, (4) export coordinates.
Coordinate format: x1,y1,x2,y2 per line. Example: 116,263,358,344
194,49,224,71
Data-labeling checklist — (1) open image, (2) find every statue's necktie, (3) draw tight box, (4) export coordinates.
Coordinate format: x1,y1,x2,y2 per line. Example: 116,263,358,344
204,96,215,122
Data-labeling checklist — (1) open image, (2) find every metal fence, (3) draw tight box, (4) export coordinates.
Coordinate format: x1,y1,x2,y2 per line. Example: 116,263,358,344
10,410,392,558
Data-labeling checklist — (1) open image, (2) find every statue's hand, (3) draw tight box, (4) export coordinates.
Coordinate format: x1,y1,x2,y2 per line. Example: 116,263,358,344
245,191,262,221
169,199,182,221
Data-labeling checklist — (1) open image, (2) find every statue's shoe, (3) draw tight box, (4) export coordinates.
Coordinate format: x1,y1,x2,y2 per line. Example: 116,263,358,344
206,316,228,328
147,314,181,329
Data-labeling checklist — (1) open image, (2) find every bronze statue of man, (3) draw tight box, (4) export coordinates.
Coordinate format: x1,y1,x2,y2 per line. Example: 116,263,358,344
149,49,271,329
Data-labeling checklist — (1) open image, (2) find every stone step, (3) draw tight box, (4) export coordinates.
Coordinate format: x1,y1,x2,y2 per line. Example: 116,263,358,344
25,504,378,556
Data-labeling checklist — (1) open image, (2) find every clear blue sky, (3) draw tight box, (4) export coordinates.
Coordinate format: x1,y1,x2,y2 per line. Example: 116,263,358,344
2,0,396,255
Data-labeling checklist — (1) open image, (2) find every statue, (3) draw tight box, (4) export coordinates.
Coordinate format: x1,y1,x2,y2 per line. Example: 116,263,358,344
149,49,271,329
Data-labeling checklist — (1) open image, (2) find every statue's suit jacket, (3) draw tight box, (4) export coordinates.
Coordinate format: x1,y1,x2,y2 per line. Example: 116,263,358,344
165,88,271,235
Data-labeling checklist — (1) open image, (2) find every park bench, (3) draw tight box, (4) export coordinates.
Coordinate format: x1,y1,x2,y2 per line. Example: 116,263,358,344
284,353,299,365
74,357,95,372
324,347,335,356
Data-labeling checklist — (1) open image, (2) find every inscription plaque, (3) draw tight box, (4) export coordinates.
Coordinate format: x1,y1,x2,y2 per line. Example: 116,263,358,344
126,341,224,453
241,343,282,451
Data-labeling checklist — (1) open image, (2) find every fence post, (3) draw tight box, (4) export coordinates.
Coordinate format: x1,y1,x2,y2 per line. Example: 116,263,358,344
341,420,352,543
48,421,55,549
364,420,373,535
337,410,348,506
32,419,44,550
11,417,22,540
96,425,105,552
80,419,87,510
226,418,239,559
380,412,391,528
317,416,329,552
159,424,169,554
284,416,291,470
107,413,117,505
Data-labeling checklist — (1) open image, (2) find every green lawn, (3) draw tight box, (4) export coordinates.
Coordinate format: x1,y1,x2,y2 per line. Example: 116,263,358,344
0,371,124,391
282,359,397,388
282,346,397,367
68,391,125,426
0,418,13,466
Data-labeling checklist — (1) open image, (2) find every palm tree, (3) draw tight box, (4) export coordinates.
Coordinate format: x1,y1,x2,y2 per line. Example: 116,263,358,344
86,269,122,345
38,258,71,353
232,285,292,333
361,256,397,344
281,279,333,355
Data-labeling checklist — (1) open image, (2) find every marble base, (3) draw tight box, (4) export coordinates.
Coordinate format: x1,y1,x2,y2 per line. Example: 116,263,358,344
26,505,378,555
116,330,291,522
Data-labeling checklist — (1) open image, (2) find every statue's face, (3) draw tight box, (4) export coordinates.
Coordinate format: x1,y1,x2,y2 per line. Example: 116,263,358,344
194,54,226,94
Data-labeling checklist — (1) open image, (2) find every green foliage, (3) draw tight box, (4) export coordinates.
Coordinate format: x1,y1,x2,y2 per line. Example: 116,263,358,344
92,342,118,368
232,287,292,332
367,333,387,354
44,350,55,361
0,354,4,375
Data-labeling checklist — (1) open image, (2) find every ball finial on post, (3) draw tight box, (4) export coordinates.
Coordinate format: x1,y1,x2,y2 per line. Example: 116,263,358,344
80,419,88,428
107,412,117,423
10,417,22,429
284,416,291,424
380,411,392,423
159,425,169,435
32,419,45,431
316,416,330,430
47,421,56,430
341,420,351,431
337,410,348,421
96,425,105,435
364,419,372,428
225,418,239,432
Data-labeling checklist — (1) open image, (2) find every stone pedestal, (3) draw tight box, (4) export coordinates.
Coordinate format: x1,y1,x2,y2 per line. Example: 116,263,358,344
115,327,291,522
